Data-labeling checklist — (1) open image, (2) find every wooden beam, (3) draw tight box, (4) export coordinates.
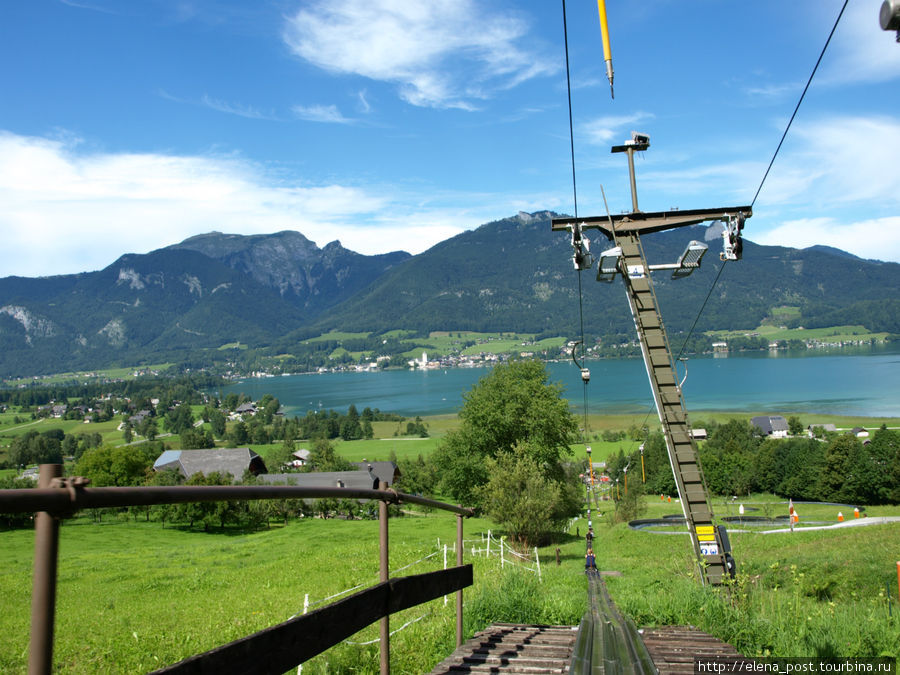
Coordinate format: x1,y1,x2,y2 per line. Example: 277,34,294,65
153,565,474,675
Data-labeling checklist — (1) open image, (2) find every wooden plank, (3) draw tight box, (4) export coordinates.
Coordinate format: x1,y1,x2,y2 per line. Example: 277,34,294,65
646,334,666,349
680,470,703,483
656,370,676,386
155,565,473,675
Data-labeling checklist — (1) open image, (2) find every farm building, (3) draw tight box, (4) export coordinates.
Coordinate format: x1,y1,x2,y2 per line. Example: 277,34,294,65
807,423,837,436
152,448,267,481
257,470,379,490
750,415,790,438
352,461,401,487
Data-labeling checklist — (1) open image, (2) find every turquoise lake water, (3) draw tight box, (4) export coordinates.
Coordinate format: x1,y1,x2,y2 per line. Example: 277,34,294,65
220,345,900,418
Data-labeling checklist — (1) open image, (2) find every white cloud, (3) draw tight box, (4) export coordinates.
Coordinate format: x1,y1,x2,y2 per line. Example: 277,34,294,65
200,94,275,120
291,104,353,124
281,0,556,109
356,89,372,114
757,115,900,207
159,90,281,121
824,0,900,85
753,216,900,263
0,132,393,277
0,131,526,277
582,112,654,145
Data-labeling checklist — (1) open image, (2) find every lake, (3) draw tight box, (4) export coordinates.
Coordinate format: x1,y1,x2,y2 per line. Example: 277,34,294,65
220,345,900,419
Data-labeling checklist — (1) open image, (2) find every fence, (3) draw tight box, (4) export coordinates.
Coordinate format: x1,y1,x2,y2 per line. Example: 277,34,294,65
0,464,474,675
464,530,542,580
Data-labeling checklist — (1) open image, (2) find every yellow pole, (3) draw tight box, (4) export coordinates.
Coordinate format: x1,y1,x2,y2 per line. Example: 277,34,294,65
586,447,594,487
596,0,615,98
640,448,645,483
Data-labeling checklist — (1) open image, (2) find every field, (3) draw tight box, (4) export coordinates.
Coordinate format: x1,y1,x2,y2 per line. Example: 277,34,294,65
1,364,174,387
2,493,899,673
4,409,898,471
706,324,890,343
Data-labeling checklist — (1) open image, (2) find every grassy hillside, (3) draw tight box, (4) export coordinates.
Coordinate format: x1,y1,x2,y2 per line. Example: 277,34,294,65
1,496,899,673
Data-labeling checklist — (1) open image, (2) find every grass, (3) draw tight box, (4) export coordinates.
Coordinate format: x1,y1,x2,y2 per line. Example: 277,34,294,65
2,494,900,672
706,324,889,343
302,331,372,343
0,511,582,674
0,415,127,460
217,342,248,350
580,494,900,659
1,364,174,387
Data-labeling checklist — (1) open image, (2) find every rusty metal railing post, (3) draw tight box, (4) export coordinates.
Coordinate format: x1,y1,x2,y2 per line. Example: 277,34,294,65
29,463,62,675
456,510,463,647
379,481,390,675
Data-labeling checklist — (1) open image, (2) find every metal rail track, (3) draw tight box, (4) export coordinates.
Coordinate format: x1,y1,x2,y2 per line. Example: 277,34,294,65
570,571,658,675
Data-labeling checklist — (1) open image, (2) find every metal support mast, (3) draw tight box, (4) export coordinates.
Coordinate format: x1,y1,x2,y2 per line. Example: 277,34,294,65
553,133,751,585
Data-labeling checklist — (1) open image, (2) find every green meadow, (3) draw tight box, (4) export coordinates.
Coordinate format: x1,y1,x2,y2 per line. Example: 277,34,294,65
707,324,890,343
2,495,899,673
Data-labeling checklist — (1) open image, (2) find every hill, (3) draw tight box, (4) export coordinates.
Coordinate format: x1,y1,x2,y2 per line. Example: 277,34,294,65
1,212,898,377
308,211,900,338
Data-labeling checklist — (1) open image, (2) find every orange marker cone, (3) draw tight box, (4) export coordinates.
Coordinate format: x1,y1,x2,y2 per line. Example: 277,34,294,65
838,512,844,522
854,507,860,519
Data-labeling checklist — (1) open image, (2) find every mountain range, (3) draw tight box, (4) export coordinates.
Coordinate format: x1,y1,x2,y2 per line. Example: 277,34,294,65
1,212,898,378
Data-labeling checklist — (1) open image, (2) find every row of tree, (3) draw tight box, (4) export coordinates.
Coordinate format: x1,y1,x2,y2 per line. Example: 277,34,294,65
603,419,900,505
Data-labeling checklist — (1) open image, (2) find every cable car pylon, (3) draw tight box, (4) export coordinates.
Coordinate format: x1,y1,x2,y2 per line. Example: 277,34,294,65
552,132,750,585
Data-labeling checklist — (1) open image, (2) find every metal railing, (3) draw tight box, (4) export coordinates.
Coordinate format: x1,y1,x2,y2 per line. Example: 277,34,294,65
0,464,475,675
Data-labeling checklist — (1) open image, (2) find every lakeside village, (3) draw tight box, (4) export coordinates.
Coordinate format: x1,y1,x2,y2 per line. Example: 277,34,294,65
2,328,888,387
253,331,886,378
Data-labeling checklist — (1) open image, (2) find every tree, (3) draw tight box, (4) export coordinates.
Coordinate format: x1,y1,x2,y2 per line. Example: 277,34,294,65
820,434,863,502
147,468,182,527
0,474,36,527
164,403,194,435
612,469,647,524
137,416,158,441
788,416,804,436
478,445,580,546
307,438,354,472
229,420,249,445
208,408,226,438
9,431,63,467
396,454,438,497
433,360,577,507
641,432,676,496
76,446,151,487
180,427,215,449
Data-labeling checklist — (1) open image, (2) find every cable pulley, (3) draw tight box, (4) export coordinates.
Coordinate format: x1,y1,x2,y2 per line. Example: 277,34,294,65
570,340,591,383
568,223,593,271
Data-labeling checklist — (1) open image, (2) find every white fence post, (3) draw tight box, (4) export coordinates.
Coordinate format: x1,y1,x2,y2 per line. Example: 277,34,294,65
487,530,491,557
443,544,448,606
297,593,310,674
535,547,541,582
500,537,504,569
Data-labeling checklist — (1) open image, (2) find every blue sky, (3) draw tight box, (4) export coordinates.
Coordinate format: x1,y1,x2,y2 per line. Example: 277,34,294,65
1,0,899,277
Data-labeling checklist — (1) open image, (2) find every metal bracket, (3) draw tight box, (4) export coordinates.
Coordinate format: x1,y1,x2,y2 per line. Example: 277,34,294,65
48,476,91,517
